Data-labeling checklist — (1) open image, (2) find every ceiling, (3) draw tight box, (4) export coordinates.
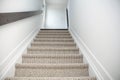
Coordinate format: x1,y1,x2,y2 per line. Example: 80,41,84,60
45,0,68,8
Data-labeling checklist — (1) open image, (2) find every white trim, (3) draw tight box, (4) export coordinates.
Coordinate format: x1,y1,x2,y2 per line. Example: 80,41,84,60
69,27,113,80
0,27,40,80
43,0,46,28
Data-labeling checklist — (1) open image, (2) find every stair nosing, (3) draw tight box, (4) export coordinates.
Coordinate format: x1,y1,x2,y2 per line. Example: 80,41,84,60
15,63,88,69
5,77,96,80
28,48,79,51
22,54,83,58
31,43,76,46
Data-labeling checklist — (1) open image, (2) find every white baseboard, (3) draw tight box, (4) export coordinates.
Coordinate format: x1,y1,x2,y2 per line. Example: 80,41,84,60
0,27,40,80
69,27,113,80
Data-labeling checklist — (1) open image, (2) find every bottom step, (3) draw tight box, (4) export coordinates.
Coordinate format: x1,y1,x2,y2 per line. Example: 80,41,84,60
15,63,89,77
5,77,96,80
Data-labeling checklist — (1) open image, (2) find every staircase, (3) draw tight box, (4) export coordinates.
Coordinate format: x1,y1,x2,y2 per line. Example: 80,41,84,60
5,29,96,80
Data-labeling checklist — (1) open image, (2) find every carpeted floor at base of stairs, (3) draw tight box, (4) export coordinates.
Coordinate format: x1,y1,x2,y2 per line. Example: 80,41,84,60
5,29,96,80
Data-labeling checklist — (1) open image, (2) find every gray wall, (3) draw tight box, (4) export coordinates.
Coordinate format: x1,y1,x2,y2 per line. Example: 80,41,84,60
0,11,42,25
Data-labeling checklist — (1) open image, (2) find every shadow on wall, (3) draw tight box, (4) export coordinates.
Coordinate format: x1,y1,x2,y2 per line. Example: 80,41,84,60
0,11,42,25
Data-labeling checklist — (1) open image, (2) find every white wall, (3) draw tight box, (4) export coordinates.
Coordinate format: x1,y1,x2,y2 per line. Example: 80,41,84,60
68,0,120,80
0,0,43,12
46,0,68,8
0,0,44,79
45,5,67,29
0,14,43,79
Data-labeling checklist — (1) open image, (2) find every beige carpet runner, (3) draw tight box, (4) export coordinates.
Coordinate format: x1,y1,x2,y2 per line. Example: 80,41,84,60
5,29,96,80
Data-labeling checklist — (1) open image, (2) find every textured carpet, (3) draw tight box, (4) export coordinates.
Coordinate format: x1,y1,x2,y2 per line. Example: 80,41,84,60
5,29,96,80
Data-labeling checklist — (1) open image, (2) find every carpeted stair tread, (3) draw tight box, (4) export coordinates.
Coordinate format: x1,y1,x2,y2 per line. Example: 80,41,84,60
35,37,73,39
27,48,79,54
28,47,79,51
39,31,69,33
28,50,79,54
28,47,79,50
24,53,80,56
15,63,88,68
22,54,83,63
36,35,71,37
37,33,70,35
5,77,96,80
37,32,70,35
15,63,89,77
31,43,76,48
34,39,74,42
39,30,69,33
31,42,76,47
4,29,96,80
34,38,74,41
30,46,77,49
22,54,83,58
36,36,72,38
39,32,69,34
40,29,68,30
31,42,75,44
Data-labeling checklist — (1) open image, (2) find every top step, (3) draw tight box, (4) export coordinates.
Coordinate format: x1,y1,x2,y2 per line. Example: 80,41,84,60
40,29,68,30
39,29,69,33
37,33,70,35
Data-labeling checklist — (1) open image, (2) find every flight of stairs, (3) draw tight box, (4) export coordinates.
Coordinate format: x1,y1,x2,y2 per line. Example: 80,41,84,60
5,29,96,80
